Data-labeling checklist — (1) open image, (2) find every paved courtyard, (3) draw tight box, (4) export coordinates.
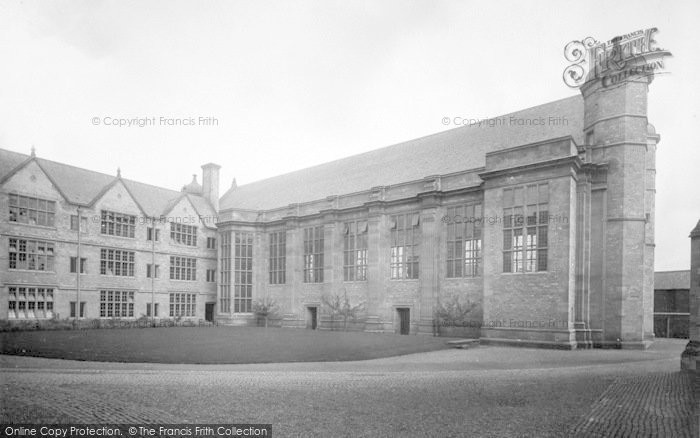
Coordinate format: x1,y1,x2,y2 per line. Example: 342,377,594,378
0,339,696,437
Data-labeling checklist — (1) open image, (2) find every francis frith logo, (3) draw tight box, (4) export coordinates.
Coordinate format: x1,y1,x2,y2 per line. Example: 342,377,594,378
563,28,672,88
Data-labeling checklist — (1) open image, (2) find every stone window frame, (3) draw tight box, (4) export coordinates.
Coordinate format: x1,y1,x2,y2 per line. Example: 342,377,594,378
445,203,483,278
100,210,136,238
303,226,324,283
169,256,197,281
100,290,135,318
7,286,54,319
170,222,198,247
9,193,56,227
8,238,55,271
269,230,286,285
502,183,549,273
390,212,420,280
100,248,135,276
343,220,368,282
219,232,232,313
169,292,197,317
233,232,253,313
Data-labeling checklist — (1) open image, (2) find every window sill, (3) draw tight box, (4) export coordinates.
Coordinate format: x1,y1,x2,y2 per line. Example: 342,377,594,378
8,269,55,274
169,240,199,249
8,222,57,230
100,233,136,240
500,271,549,275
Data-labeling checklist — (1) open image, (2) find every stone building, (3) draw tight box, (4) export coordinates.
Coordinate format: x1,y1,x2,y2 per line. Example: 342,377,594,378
682,220,700,371
216,60,661,349
1,45,662,349
0,149,219,322
654,270,690,338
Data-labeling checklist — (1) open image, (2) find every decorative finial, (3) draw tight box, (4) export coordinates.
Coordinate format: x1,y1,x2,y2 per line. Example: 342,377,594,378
30,145,36,157
192,174,197,182
231,177,237,189
117,167,121,178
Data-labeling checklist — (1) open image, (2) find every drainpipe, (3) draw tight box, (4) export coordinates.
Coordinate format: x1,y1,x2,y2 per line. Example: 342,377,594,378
151,218,156,326
76,207,81,322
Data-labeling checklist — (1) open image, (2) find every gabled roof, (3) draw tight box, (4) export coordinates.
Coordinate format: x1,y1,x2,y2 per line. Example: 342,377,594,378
220,95,584,211
0,148,216,225
654,270,691,290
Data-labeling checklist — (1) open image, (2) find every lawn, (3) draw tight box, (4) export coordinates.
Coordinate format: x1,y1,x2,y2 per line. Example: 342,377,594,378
0,326,455,364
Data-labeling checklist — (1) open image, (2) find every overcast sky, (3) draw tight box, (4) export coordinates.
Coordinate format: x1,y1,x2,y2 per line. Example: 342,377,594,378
1,0,698,271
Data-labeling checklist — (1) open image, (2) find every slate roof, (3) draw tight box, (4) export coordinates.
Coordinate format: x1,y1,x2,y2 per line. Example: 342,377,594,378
0,148,217,225
654,270,691,290
220,94,585,211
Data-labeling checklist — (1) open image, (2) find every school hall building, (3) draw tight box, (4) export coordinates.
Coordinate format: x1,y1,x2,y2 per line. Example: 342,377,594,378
1,58,661,349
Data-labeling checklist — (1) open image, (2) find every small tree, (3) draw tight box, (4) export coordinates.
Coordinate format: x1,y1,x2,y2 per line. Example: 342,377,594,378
434,296,478,334
252,297,279,328
321,289,366,331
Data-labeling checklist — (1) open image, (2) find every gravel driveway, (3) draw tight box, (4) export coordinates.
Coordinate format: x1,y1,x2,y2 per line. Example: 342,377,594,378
0,340,693,437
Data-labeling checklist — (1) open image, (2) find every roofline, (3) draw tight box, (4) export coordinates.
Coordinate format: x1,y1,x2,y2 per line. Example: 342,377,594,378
0,155,72,204
220,165,488,214
221,94,583,199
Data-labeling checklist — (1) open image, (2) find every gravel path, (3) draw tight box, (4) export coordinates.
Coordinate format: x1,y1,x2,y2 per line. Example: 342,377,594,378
0,340,693,437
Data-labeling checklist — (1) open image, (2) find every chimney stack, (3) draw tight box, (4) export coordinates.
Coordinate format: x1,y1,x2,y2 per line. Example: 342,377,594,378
201,163,221,212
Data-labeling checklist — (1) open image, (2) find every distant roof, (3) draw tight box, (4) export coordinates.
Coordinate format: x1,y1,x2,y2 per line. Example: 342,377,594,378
0,148,217,224
220,95,584,211
655,270,690,290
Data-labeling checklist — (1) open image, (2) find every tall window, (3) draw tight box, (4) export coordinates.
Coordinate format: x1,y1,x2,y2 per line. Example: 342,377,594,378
446,204,482,278
207,237,217,249
269,231,286,284
9,193,55,227
100,290,135,317
343,221,368,281
8,238,55,271
101,210,136,238
390,213,420,279
171,223,197,246
303,226,324,283
7,287,54,319
100,249,135,276
503,183,549,273
170,256,197,280
234,233,253,312
220,232,231,313
170,293,197,317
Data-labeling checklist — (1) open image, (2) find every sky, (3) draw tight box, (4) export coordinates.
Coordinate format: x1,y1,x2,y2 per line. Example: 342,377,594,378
0,0,698,271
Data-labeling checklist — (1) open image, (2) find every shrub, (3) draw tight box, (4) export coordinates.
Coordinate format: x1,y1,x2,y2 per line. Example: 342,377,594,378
321,289,366,331
252,298,279,328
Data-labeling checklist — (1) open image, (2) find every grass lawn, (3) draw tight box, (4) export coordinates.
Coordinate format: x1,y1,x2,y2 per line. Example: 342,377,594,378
0,326,455,364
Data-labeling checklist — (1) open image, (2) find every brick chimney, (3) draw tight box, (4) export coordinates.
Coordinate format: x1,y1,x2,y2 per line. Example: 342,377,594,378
201,163,221,212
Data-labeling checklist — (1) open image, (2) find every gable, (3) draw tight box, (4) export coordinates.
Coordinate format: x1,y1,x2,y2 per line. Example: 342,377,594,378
93,180,144,217
164,196,203,232
1,160,65,202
